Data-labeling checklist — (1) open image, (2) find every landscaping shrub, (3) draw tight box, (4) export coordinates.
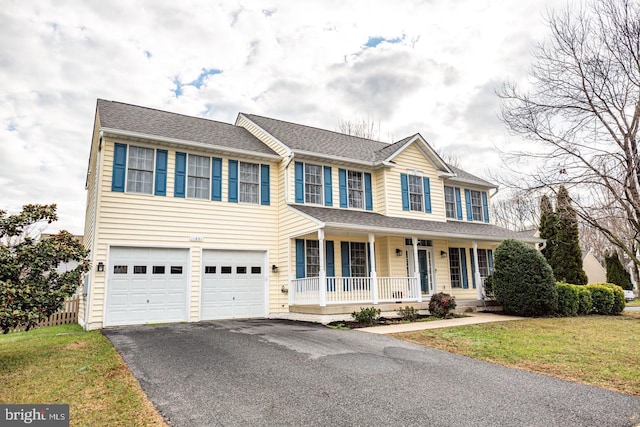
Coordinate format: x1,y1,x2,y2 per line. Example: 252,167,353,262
493,239,558,317
576,286,593,315
556,282,579,316
397,306,419,322
351,307,381,326
428,292,457,318
586,284,614,314
600,283,625,315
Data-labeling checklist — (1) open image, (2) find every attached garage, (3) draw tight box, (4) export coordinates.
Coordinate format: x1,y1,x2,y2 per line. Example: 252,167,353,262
201,250,266,320
105,247,189,327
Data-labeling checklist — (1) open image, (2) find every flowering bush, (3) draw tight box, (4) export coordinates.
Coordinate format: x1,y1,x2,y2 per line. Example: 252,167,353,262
428,292,457,318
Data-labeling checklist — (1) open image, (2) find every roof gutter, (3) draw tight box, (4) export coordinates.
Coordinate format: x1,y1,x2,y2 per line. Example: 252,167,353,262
100,127,282,161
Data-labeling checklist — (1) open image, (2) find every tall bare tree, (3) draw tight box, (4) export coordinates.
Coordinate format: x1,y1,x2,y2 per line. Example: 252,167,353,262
498,0,640,266
337,117,381,140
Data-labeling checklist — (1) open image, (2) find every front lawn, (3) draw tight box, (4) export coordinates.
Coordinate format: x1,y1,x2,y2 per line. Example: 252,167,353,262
627,298,640,307
0,324,165,426
393,314,640,396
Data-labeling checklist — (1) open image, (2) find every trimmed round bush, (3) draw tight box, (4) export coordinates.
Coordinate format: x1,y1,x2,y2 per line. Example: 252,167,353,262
576,286,593,315
556,282,579,316
428,292,457,318
493,239,558,317
586,284,614,314
600,283,625,315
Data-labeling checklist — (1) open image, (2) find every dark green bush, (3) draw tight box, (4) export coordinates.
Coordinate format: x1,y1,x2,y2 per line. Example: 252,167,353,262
586,284,614,314
600,283,625,315
351,307,381,325
576,286,593,315
556,282,579,316
493,239,558,317
428,292,457,318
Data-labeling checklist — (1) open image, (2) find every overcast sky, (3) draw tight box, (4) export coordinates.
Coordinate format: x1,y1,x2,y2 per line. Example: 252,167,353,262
1,0,569,235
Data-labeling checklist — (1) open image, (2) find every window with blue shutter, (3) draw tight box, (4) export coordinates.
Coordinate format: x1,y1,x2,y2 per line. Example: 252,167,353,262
324,166,333,207
400,173,409,211
261,164,270,205
174,152,186,198
295,239,305,279
482,191,490,223
326,241,335,290
364,172,373,211
338,169,348,208
460,248,469,289
470,250,476,289
211,157,222,201
423,177,431,213
154,149,167,196
228,159,238,202
455,188,463,220
111,143,127,192
464,189,473,221
294,161,304,203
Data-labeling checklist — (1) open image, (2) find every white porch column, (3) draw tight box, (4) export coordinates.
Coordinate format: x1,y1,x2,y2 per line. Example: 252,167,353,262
369,233,378,304
318,229,327,307
472,241,483,299
413,237,422,303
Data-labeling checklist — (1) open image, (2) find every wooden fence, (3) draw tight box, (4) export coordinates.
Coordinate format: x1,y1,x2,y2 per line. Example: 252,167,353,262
38,296,80,327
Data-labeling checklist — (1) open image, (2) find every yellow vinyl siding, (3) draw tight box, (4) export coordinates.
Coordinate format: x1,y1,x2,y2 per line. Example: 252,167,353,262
236,115,290,157
86,140,282,327
386,144,446,221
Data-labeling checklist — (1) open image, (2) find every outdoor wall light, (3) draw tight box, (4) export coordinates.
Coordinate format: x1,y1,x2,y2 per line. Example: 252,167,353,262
395,248,402,256
272,264,278,272
440,251,447,258
96,262,105,272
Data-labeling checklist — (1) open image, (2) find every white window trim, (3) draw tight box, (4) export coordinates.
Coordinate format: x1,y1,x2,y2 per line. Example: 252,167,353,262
347,170,364,209
408,174,424,212
187,154,211,200
444,186,456,219
125,145,155,195
239,161,260,205
470,190,484,222
304,163,324,206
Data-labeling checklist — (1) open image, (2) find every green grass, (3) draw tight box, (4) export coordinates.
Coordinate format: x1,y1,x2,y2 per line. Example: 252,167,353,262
626,298,640,307
393,314,640,396
0,324,166,426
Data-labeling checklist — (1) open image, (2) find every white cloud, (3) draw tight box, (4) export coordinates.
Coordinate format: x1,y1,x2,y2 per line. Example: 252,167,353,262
0,0,570,233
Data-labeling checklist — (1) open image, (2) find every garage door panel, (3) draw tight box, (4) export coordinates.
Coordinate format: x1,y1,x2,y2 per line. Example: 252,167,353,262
201,250,266,320
105,247,189,327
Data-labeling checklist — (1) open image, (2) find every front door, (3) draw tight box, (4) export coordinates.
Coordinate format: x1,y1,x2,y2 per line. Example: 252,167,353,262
406,247,436,295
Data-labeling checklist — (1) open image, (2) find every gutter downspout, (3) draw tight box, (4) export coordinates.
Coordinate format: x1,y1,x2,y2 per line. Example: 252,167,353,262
283,151,294,204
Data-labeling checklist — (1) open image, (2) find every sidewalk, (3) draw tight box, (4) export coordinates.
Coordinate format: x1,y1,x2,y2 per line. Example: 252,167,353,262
358,312,527,334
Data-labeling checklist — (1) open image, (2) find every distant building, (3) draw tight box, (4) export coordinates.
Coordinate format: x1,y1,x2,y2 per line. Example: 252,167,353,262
582,250,606,284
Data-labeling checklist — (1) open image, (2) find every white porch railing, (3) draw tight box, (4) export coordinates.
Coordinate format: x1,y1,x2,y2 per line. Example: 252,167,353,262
290,276,419,306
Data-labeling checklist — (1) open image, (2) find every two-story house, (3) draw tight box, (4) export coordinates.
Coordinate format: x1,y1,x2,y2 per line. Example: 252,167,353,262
80,99,539,329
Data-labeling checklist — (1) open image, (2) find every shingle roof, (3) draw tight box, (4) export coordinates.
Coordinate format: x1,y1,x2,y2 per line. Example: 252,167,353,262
446,165,496,188
97,100,278,156
242,113,392,162
290,205,542,243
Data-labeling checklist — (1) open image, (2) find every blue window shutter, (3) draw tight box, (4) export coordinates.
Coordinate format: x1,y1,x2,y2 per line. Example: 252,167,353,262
400,174,409,211
111,143,127,192
211,157,222,201
460,248,469,289
423,177,431,213
174,152,186,198
488,249,494,274
154,149,167,196
339,169,348,208
341,242,350,291
455,187,463,220
470,250,477,289
326,241,335,277
294,162,304,203
364,172,373,211
228,160,238,202
261,164,270,205
464,189,473,221
324,166,333,207
482,191,490,223
295,239,305,279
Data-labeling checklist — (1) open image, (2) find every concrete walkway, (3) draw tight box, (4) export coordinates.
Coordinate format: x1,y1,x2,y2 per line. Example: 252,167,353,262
359,312,527,334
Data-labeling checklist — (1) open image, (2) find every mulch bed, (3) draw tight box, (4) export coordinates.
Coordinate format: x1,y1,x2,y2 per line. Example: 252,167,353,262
327,314,463,329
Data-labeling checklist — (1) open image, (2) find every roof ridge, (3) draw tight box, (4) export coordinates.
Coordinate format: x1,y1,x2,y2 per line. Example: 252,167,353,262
98,99,236,127
242,112,391,147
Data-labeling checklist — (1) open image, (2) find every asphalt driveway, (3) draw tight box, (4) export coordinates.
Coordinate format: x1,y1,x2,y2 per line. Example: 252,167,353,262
104,320,640,427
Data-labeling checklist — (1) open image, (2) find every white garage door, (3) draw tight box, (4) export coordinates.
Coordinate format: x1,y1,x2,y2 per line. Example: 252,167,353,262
201,250,266,320
105,247,189,327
